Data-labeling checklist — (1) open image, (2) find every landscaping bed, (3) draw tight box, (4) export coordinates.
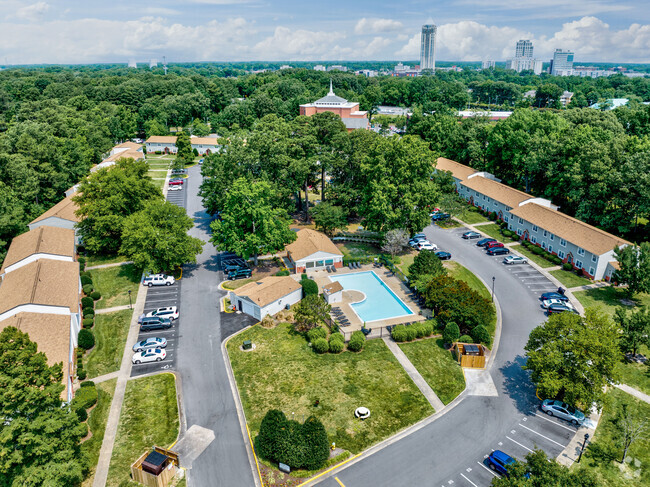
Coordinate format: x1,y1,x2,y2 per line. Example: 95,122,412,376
84,310,132,378
227,323,433,455
81,379,117,487
107,374,179,487
549,269,592,289
90,264,142,309
510,244,556,268
398,338,465,404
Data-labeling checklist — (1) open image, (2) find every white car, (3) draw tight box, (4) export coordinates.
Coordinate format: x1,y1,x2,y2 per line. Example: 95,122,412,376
145,306,179,321
132,337,168,352
142,274,175,287
503,255,528,265
168,185,182,191
417,241,438,251
542,298,573,309
132,348,166,364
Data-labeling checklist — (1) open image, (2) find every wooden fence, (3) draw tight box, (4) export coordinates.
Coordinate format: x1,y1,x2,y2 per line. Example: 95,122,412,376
455,343,486,369
130,446,179,487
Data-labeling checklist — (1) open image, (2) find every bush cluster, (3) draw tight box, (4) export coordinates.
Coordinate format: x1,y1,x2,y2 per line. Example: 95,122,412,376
520,240,563,265
312,337,329,354
391,321,435,342
80,275,93,286
563,262,574,271
82,318,94,328
82,284,93,295
90,291,101,301
459,334,474,343
348,330,365,352
275,269,290,276
301,277,319,297
78,329,95,350
442,322,460,345
306,326,327,343
75,407,88,422
256,410,329,470
471,325,490,345
71,382,98,410
83,309,95,318
81,296,94,309
329,333,344,353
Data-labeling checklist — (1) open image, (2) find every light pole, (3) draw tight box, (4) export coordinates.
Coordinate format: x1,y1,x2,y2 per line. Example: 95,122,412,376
491,276,495,302
578,433,589,463
128,290,132,309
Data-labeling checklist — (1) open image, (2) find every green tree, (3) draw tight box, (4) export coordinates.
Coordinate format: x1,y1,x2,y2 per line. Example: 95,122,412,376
210,178,296,265
524,308,620,410
73,159,162,254
300,416,330,470
120,200,204,272
408,249,446,290
0,327,88,486
613,244,650,296
381,228,409,257
294,294,331,332
310,202,347,237
614,307,650,357
173,130,193,170
442,322,460,345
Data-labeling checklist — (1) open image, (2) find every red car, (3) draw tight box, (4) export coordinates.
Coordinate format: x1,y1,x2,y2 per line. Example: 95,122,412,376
168,179,184,186
485,241,504,249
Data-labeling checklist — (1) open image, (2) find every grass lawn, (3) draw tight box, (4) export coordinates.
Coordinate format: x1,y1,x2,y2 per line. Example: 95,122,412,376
81,379,117,487
578,388,650,486
335,242,382,261
222,277,255,290
152,178,165,190
510,244,556,269
398,338,465,404
396,251,417,275
616,348,650,396
573,286,650,319
85,254,129,268
477,223,518,243
549,269,592,289
107,374,179,487
91,264,142,310
85,310,132,378
227,323,433,453
458,209,490,225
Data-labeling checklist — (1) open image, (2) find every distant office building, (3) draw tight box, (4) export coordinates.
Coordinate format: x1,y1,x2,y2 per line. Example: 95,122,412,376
356,69,377,77
393,62,420,77
420,24,437,71
515,40,534,58
149,59,157,69
573,66,614,78
327,65,348,72
506,40,543,75
560,91,574,107
279,65,292,70
482,60,495,69
127,60,137,68
550,49,574,76
313,65,326,71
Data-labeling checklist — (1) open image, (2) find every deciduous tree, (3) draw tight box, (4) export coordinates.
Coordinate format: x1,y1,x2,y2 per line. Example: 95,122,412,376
613,243,650,296
294,294,331,332
381,228,410,257
310,202,347,237
614,306,650,357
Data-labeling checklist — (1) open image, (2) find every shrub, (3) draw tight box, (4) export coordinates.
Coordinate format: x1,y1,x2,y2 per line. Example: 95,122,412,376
312,338,329,354
83,309,95,318
442,322,460,344
404,326,417,342
532,246,545,255
563,263,573,271
82,318,94,328
511,234,520,241
329,339,344,353
75,407,88,422
552,256,562,265
391,325,408,342
78,329,95,350
421,321,435,337
301,278,319,297
275,269,290,276
307,326,327,343
80,262,86,272
90,291,101,301
348,331,365,352
488,212,497,221
82,284,93,295
77,369,87,380
81,297,94,309
413,323,427,339
72,383,97,410
80,380,95,388
301,273,308,280
80,275,92,286
459,334,474,343
329,332,344,343
301,416,330,470
193,148,199,156
471,325,490,345
77,257,86,264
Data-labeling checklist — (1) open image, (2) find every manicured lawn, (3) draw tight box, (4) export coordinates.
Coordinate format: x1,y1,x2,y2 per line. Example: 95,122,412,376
549,269,592,289
91,264,142,310
81,379,116,487
458,209,490,225
222,277,255,290
335,242,382,261
85,310,132,378
398,338,465,404
573,286,650,319
616,351,650,396
151,178,165,190
396,251,417,275
85,254,129,268
509,244,555,268
107,374,179,487
477,223,518,243
227,323,433,453
578,388,650,486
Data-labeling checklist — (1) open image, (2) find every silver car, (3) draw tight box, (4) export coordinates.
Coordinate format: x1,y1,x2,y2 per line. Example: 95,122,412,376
132,337,168,352
541,399,585,425
503,255,528,265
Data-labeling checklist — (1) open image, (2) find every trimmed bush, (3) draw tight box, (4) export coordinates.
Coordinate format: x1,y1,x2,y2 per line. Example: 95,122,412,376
82,318,94,328
75,407,88,422
80,271,91,278
329,332,344,343
83,309,95,318
82,284,93,295
72,383,97,409
421,321,435,337
90,291,101,301
275,269,290,276
312,338,329,354
78,329,95,350
404,326,417,342
80,275,93,286
391,325,408,342
301,278,319,297
552,256,562,265
562,263,573,271
442,322,460,344
301,273,308,280
77,257,86,264
80,380,95,388
307,326,327,343
329,338,344,353
77,369,87,380
80,262,86,272
532,246,545,255
459,334,474,343
471,325,490,345
348,331,365,352
81,297,94,309
301,416,330,470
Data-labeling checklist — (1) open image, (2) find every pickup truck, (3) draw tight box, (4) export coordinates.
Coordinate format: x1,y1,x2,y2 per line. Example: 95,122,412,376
142,274,175,287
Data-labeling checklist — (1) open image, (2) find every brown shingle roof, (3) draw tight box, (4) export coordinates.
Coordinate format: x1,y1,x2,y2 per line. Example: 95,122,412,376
323,281,343,295
146,136,177,144
435,157,477,181
190,137,219,145
102,149,145,163
113,141,142,150
286,229,342,261
510,203,632,256
30,196,80,225
232,276,301,307
0,260,79,315
461,176,531,209
0,312,71,399
1,226,75,273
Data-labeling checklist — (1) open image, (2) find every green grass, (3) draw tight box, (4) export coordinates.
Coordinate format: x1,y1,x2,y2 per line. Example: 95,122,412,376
510,244,556,268
91,264,142,310
222,277,255,290
85,254,129,268
458,209,490,225
616,344,650,396
578,388,650,486
335,242,381,260
81,379,117,487
550,269,592,289
85,310,132,378
107,374,179,487
152,178,165,190
398,338,465,404
396,251,417,275
573,287,650,319
476,223,519,243
227,323,433,453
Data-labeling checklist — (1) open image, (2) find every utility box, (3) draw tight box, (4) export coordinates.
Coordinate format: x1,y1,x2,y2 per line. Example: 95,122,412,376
243,340,252,350
279,462,291,473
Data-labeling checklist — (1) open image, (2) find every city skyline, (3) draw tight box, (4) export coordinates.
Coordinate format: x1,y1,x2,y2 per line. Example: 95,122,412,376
0,0,648,64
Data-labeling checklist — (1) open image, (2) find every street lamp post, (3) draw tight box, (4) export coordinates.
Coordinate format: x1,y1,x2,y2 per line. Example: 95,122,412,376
491,276,495,302
578,433,590,463
128,290,132,309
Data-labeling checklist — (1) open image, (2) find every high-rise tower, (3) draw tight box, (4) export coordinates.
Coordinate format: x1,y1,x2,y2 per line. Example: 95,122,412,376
515,39,534,58
420,24,437,71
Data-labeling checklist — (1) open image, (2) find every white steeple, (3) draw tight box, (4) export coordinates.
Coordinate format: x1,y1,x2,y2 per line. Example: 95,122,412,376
328,79,334,95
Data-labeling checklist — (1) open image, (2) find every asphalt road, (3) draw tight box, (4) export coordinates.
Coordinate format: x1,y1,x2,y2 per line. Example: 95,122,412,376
175,164,256,486
316,224,577,487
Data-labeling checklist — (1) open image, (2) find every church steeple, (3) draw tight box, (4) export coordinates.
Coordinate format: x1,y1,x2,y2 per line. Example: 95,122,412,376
328,79,334,95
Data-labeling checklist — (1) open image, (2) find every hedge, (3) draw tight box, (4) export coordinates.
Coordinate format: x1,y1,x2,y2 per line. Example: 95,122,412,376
442,322,460,344
77,257,86,264
307,326,327,343
301,278,319,297
77,369,87,380
78,329,95,350
459,334,474,343
312,338,329,354
562,263,573,271
81,297,94,309
71,383,97,410
83,309,95,318
90,291,101,301
76,407,88,422
80,380,95,388
80,275,92,286
82,284,93,295
82,318,94,328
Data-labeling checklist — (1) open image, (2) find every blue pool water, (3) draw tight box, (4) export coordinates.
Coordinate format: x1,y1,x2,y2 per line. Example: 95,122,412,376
329,271,413,323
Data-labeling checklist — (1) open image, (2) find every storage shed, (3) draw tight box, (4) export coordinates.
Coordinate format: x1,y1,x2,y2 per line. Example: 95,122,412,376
322,281,343,304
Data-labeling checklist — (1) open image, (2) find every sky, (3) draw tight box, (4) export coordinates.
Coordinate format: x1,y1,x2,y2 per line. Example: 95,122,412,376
0,0,649,65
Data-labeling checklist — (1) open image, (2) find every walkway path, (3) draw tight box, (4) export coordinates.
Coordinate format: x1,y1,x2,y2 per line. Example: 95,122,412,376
615,383,650,405
382,337,445,412
568,282,610,292
86,261,134,270
95,305,132,315
91,371,120,384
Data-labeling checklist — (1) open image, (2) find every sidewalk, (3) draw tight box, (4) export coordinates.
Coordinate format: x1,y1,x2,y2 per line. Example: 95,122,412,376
91,371,120,384
86,261,134,270
556,408,601,467
615,383,650,405
382,337,445,412
95,304,132,315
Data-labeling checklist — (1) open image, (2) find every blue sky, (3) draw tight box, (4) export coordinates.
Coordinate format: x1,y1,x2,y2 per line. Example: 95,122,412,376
0,0,648,64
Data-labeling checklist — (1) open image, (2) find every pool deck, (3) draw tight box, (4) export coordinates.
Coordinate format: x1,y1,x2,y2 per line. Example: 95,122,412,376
297,264,428,331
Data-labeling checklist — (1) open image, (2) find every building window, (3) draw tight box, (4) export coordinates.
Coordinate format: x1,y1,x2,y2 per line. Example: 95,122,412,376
487,197,491,202
517,229,522,236
483,195,486,200
504,216,509,222
532,236,537,244
558,250,565,258
541,242,546,249
475,191,480,197
576,260,583,269
532,225,538,232
550,234,554,241
325,259,334,265
518,218,523,224
509,224,513,230
305,261,314,268
589,267,595,275
577,247,585,256
592,255,597,263
560,239,567,247
548,245,553,253
543,230,547,237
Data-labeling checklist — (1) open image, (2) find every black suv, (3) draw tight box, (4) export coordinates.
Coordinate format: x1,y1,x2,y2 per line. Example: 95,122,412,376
476,237,497,247
228,268,253,280
140,316,172,331
223,258,249,272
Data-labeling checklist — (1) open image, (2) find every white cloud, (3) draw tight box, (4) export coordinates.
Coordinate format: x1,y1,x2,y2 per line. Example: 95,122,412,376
354,18,403,35
253,26,351,60
15,2,49,22
458,0,631,18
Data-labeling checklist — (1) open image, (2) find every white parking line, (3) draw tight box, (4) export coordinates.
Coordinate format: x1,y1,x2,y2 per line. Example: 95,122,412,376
460,474,478,486
533,413,577,432
518,423,566,447
506,436,534,453
477,462,498,477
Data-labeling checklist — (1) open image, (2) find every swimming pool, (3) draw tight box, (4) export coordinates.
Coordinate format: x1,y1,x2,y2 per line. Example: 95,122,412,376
328,271,413,323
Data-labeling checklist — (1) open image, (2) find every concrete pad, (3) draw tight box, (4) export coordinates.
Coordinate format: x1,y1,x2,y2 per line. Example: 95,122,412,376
464,368,499,397
173,424,216,469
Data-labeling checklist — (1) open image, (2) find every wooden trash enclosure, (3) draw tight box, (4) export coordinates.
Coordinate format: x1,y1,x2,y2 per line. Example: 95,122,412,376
131,446,179,487
455,342,486,369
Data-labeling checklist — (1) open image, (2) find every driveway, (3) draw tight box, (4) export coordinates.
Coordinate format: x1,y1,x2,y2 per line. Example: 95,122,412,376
315,223,576,487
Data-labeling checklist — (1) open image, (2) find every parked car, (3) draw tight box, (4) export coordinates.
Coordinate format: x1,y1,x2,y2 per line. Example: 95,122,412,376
168,179,184,186
132,348,166,364
228,268,253,280
171,168,186,174
169,176,184,182
144,306,179,321
199,158,204,164
139,316,172,331
223,258,249,272
547,303,578,315
487,450,518,477
462,231,481,239
477,238,497,247
142,274,175,287
542,298,572,309
168,185,182,191
503,255,528,265
540,292,569,302
485,241,505,249
408,236,427,248
541,399,585,425
431,212,451,221
412,233,426,240
435,251,452,260
417,241,438,251
132,337,168,352
487,247,510,255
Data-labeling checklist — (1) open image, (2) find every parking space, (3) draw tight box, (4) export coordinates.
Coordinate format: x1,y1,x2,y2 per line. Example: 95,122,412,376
165,181,187,208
